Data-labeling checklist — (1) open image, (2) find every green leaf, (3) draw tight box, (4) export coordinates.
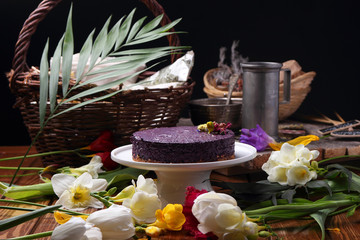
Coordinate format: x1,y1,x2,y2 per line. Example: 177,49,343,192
49,35,64,113
346,204,358,217
306,180,333,196
50,90,120,119
109,46,187,56
61,64,152,103
139,18,182,38
281,188,297,203
89,16,111,69
98,167,148,189
101,17,124,58
211,180,291,194
124,32,180,47
310,208,337,240
61,4,74,95
135,14,163,37
75,30,95,83
115,8,136,50
0,204,61,231
39,39,50,128
126,16,147,43
326,164,352,192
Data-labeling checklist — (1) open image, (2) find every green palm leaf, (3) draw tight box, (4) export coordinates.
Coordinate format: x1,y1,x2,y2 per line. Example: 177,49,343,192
115,8,136,50
61,4,74,95
101,17,124,58
49,35,64,113
75,30,95,83
39,39,49,128
89,16,111,68
39,6,189,127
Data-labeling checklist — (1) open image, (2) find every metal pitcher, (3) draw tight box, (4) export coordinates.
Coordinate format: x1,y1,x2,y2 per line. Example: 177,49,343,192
240,62,291,140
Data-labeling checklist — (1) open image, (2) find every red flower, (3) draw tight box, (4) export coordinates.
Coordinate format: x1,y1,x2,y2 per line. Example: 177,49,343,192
182,186,217,240
96,151,119,171
82,130,117,152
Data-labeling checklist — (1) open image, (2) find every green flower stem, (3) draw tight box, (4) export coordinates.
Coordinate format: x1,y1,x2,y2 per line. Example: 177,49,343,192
244,199,355,216
0,167,44,171
0,149,80,162
0,173,38,178
318,155,360,165
9,231,53,240
0,199,49,208
9,129,42,187
90,192,112,208
0,199,88,216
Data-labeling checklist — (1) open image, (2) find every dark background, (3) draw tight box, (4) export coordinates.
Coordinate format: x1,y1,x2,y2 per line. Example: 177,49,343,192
1,0,359,145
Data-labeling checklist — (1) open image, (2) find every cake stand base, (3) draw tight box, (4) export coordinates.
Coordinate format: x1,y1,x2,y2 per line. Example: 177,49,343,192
111,142,256,206
155,170,213,206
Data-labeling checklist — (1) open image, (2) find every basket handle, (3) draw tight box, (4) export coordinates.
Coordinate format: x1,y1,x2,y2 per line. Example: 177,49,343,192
10,0,181,91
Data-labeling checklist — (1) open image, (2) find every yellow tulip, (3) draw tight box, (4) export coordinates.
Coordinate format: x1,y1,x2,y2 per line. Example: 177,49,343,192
269,135,320,151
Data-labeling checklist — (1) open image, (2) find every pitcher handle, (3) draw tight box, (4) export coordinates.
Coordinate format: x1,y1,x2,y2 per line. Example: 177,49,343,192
280,68,291,104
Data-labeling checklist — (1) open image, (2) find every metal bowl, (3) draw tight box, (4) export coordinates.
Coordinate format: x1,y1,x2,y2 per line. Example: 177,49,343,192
188,98,242,130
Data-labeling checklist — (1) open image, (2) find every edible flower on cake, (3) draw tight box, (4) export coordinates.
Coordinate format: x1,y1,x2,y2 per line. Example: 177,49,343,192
197,121,232,135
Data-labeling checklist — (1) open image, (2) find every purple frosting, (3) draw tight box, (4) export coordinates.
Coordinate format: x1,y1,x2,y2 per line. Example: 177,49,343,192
131,126,235,163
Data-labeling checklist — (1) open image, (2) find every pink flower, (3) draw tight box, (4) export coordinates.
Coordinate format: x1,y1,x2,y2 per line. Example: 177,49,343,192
182,186,217,240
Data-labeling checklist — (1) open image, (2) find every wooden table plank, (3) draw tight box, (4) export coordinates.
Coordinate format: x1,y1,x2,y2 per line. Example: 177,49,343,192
1,146,360,239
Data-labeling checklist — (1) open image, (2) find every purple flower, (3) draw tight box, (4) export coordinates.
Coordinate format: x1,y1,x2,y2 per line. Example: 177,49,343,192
240,124,275,151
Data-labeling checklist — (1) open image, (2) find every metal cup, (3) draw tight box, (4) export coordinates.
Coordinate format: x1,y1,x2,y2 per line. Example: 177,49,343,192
240,62,291,140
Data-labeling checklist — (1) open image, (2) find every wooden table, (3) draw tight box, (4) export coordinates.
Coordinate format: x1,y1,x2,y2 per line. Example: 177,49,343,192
1,146,360,240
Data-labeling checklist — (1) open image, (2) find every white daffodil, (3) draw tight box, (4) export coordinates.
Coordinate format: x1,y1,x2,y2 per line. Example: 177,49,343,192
123,190,161,224
262,143,319,186
52,172,108,211
68,155,105,178
136,174,158,195
51,216,102,240
120,175,161,224
86,204,135,240
192,191,258,240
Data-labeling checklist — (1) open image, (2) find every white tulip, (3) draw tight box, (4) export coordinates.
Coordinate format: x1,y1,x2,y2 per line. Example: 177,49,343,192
86,204,135,240
52,172,108,211
83,226,103,240
51,217,92,240
122,191,161,224
192,192,254,240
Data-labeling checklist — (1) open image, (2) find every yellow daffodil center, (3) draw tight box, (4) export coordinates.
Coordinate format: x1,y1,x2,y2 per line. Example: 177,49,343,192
70,185,91,206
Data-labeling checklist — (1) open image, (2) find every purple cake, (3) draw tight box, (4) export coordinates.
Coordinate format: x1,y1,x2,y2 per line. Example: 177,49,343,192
130,126,235,163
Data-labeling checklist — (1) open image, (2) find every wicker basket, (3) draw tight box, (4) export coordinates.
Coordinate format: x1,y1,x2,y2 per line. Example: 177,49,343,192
203,68,316,121
8,0,194,167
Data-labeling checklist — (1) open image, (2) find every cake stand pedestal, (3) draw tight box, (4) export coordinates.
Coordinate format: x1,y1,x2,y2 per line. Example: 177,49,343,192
111,142,256,206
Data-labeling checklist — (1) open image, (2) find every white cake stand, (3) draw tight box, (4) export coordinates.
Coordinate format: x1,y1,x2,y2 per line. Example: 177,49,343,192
111,142,256,206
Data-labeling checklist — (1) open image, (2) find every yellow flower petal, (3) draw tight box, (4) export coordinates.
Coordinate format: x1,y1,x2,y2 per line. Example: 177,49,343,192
54,211,88,224
145,226,163,237
152,204,186,231
269,135,319,151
